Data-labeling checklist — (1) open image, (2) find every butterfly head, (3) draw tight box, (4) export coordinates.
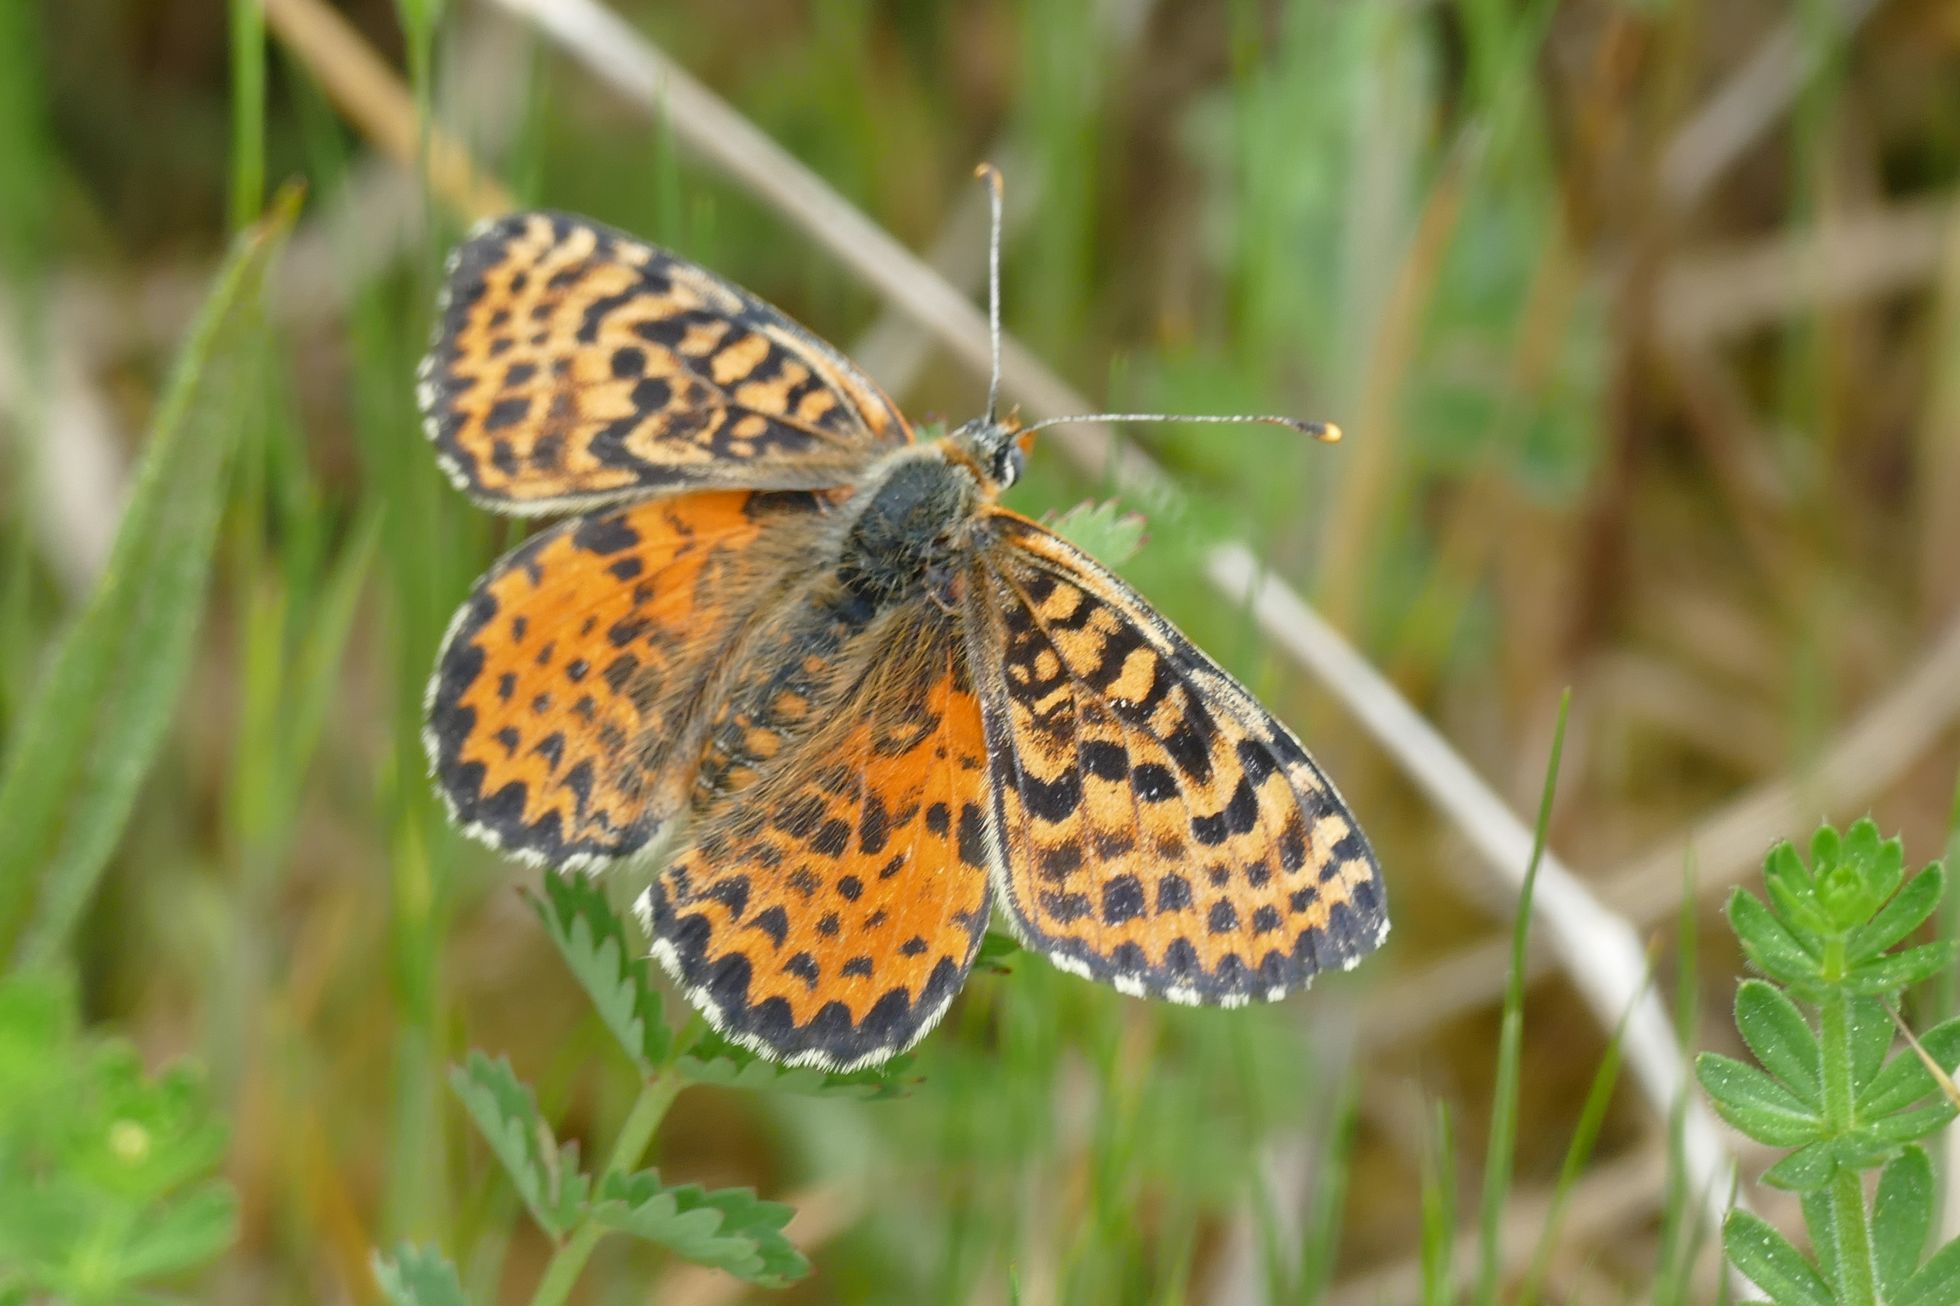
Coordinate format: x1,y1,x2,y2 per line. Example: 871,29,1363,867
947,415,1027,492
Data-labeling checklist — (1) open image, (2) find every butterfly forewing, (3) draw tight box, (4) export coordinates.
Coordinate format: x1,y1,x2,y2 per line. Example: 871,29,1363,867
418,211,911,513
967,512,1388,1004
644,614,994,1071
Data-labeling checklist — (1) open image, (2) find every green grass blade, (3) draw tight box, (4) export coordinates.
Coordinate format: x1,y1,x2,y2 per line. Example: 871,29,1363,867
0,0,51,304
1516,973,1644,1305
226,0,265,230
0,0,55,734
1421,1100,1458,1304
0,188,302,965
1474,688,1571,1304
1296,1079,1361,1303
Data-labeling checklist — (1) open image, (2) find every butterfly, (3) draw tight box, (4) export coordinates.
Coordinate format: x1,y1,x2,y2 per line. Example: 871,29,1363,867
418,192,1387,1073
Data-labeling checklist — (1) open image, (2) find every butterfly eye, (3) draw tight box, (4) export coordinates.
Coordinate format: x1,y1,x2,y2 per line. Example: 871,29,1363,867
993,440,1026,489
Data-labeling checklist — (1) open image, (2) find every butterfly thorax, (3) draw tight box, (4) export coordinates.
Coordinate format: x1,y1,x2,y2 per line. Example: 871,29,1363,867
838,452,982,606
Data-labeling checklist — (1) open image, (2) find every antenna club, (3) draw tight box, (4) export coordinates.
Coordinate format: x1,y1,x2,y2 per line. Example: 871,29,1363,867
1304,420,1344,444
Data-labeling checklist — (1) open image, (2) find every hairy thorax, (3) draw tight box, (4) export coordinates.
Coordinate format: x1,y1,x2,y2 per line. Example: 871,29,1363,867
838,450,982,606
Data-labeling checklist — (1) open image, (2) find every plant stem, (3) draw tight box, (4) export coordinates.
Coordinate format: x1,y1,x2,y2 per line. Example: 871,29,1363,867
525,1073,684,1306
605,1073,684,1174
1816,940,1877,1304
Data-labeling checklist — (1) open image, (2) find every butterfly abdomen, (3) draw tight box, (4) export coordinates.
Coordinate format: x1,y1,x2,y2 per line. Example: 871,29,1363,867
691,458,974,807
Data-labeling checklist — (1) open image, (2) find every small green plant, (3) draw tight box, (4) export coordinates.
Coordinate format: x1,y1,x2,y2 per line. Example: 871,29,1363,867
1047,499,1148,566
1698,819,1960,1305
374,873,913,1305
0,973,238,1302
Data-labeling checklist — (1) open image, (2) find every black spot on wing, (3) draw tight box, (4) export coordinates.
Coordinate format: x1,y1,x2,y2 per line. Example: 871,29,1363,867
572,514,640,556
1101,875,1145,925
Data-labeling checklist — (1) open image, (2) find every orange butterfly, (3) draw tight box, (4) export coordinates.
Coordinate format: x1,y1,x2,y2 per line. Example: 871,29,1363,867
419,186,1386,1072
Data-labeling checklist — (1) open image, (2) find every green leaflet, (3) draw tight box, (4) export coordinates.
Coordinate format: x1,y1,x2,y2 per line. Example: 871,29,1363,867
590,1168,808,1287
373,1244,470,1306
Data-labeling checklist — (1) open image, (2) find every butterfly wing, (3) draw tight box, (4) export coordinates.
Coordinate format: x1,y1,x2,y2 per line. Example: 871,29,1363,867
424,488,824,869
419,211,911,514
643,613,995,1071
967,512,1387,1004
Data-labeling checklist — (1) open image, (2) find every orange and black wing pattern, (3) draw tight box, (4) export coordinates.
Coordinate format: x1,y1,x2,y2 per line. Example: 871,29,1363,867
424,488,824,869
644,616,995,1071
418,211,911,514
966,513,1387,1005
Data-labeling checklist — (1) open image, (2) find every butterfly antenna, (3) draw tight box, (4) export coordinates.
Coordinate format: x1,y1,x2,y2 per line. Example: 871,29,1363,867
975,162,1006,426
1020,412,1346,443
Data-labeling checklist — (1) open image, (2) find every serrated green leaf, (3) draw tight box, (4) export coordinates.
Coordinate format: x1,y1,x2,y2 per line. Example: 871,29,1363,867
1860,1019,1960,1116
677,1031,913,1099
1875,1146,1933,1297
1896,1233,1960,1306
1766,848,1832,939
1861,1019,1960,1115
1850,996,1894,1090
1725,1209,1832,1306
0,981,237,1297
1850,865,1944,963
1767,839,1814,896
1831,1129,1911,1175
65,1045,228,1201
1046,500,1147,566
1729,890,1819,988
590,1169,808,1287
1800,1186,1839,1291
1864,1103,1957,1149
1810,826,1842,875
1845,817,1887,859
373,1243,470,1306
115,1181,238,1281
1868,833,1907,900
1734,981,1821,1107
1844,942,1960,997
448,1052,589,1238
1696,1053,1826,1147
1761,1139,1838,1192
1844,819,1882,871
0,189,301,964
526,874,670,1071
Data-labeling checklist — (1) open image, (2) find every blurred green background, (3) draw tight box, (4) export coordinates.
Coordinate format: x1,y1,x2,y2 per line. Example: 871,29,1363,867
2,0,1959,1300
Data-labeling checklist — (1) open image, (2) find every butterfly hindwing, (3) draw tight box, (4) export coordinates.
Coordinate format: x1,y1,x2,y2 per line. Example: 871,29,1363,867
418,211,911,514
645,615,994,1071
967,512,1388,1005
424,489,821,869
